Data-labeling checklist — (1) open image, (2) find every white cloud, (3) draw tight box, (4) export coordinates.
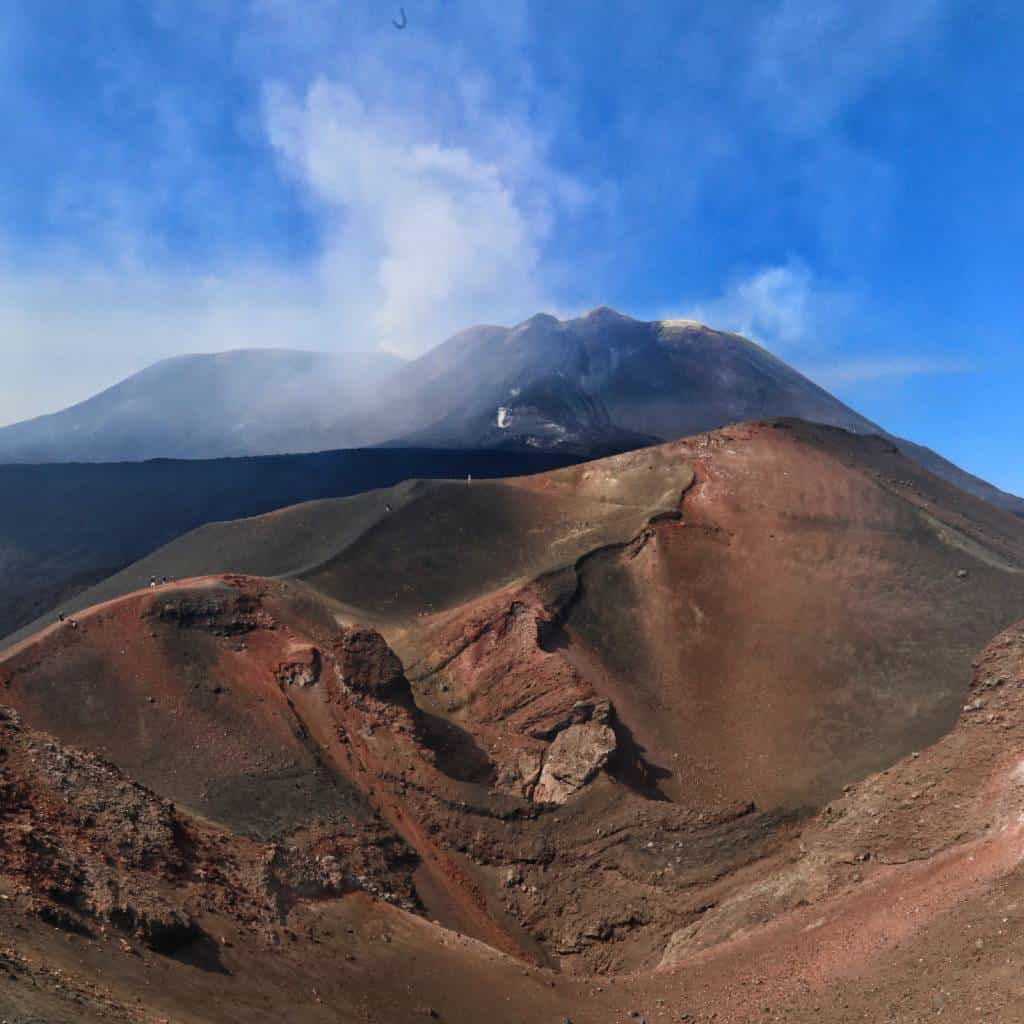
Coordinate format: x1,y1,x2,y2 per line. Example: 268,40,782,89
0,1,596,422
679,263,967,389
263,71,584,356
0,257,346,424
684,263,851,353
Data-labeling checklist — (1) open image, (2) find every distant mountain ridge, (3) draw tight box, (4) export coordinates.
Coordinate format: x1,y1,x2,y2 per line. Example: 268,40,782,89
0,308,1020,516
0,348,405,463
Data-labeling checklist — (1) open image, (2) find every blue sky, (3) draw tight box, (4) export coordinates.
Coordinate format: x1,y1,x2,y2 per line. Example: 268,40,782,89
0,1,1021,493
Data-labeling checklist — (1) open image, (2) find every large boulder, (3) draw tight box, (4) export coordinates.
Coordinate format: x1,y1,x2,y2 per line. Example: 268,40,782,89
533,721,617,804
337,626,410,703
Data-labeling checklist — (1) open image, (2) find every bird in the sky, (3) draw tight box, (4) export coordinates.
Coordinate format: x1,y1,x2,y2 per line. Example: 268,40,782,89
393,7,407,29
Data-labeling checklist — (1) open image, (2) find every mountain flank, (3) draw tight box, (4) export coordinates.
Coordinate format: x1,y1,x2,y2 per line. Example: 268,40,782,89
1,309,1018,517
0,447,581,643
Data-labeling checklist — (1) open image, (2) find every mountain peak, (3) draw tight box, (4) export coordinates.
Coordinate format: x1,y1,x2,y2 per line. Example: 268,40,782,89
520,312,561,328
578,305,633,323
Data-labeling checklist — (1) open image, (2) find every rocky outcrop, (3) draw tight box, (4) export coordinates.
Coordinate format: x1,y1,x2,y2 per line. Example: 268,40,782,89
274,642,321,687
533,721,617,804
496,748,545,799
418,591,593,740
146,585,269,635
532,697,613,740
337,626,411,703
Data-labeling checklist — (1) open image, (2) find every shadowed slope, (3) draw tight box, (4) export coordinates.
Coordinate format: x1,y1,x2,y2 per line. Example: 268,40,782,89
4,446,689,650
0,446,581,643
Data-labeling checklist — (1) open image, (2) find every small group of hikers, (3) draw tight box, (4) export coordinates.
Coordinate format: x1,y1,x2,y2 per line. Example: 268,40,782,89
57,574,173,628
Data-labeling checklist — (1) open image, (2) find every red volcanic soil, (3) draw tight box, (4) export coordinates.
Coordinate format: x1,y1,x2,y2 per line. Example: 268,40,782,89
3,419,1024,1020
399,421,1024,816
4,613,1024,1021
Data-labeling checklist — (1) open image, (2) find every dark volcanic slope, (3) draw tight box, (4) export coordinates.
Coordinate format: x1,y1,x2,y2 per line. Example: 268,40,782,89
371,308,879,450
0,310,861,463
3,448,684,652
0,447,581,643
0,348,405,463
892,432,1024,518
